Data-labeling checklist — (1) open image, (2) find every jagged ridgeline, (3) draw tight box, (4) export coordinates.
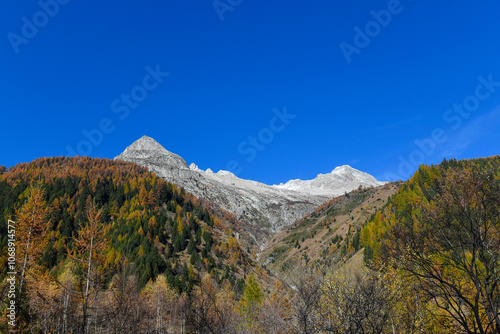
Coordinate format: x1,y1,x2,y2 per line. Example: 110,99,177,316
0,157,250,292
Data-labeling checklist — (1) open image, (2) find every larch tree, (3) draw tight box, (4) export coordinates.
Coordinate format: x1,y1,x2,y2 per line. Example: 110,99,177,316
258,279,293,334
185,274,238,334
105,260,145,334
67,203,109,334
16,183,50,304
142,274,181,333
238,274,263,331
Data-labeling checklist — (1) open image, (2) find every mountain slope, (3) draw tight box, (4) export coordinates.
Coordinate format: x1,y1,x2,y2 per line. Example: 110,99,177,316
115,136,386,244
0,157,252,292
259,182,399,273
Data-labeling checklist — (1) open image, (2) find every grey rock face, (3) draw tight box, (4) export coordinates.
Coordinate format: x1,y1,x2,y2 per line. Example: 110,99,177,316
115,136,385,244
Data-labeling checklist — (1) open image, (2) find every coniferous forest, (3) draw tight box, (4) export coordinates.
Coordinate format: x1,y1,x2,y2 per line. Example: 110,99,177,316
1,156,500,333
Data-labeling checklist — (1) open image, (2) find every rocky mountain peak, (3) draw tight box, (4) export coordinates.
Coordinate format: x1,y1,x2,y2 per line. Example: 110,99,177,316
115,135,189,169
132,135,167,151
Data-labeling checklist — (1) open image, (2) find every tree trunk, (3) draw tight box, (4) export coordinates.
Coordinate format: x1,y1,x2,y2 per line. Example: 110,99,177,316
82,236,93,334
18,227,32,303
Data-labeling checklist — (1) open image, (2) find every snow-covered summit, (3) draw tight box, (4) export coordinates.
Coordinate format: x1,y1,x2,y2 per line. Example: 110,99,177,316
272,165,385,197
332,165,356,173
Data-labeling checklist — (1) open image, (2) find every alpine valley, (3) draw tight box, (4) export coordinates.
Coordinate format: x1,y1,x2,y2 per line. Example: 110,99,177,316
2,136,499,333
114,135,386,246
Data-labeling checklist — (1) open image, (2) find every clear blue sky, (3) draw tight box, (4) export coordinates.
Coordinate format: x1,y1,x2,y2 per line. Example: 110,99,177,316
2,0,500,184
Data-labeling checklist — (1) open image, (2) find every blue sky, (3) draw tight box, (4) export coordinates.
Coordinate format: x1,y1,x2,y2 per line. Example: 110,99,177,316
1,0,500,184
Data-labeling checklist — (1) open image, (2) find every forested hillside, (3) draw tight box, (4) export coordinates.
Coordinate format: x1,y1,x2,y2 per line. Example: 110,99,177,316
0,157,252,332
360,156,500,333
362,156,500,265
1,156,499,333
